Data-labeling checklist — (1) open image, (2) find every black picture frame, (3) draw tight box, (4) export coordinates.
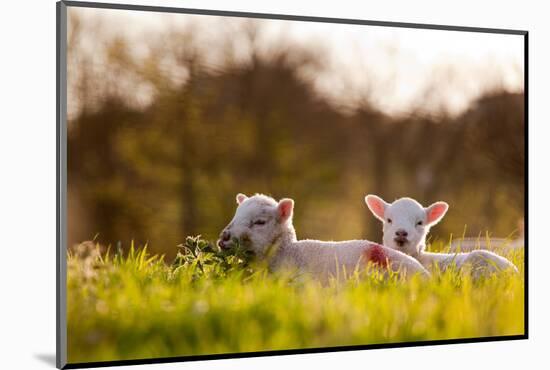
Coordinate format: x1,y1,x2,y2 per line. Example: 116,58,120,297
56,1,529,368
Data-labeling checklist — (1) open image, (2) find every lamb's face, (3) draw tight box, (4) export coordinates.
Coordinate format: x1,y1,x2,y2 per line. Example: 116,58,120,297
365,195,448,256
218,193,295,257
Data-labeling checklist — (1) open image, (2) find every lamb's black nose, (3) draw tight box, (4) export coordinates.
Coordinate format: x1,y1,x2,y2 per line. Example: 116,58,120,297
218,230,231,249
395,229,408,237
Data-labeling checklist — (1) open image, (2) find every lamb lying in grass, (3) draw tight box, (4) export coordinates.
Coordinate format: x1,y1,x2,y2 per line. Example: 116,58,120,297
364,194,518,276
217,193,430,281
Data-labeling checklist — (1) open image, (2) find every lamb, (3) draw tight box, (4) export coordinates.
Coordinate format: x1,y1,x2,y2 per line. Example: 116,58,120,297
217,193,431,282
364,194,519,276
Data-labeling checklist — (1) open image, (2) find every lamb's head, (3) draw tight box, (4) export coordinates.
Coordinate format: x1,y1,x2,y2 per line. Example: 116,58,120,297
365,194,448,256
217,193,297,257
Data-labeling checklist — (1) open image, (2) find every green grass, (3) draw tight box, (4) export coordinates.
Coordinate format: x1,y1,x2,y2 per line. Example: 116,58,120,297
67,236,525,364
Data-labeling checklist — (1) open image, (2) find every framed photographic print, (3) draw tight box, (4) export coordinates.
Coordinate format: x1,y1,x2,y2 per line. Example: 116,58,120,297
57,1,527,368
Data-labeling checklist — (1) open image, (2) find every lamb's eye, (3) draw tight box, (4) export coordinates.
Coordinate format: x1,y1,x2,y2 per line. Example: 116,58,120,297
253,220,266,226
387,218,392,223
417,221,423,226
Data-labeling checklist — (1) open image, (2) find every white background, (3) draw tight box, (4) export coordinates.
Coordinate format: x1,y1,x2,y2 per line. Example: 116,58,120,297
0,0,548,369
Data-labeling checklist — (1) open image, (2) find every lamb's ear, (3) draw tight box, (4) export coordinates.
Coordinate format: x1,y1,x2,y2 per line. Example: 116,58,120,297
365,194,389,222
277,198,294,222
236,193,248,205
425,202,449,226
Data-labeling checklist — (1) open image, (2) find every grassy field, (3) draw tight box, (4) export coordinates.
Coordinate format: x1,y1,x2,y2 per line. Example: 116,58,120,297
67,236,525,364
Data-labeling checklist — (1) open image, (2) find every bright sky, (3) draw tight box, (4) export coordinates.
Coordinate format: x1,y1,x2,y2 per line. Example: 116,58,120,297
69,7,524,116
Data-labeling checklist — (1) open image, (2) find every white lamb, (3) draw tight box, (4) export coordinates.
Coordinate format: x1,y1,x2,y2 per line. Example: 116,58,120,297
217,193,430,281
364,194,519,276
